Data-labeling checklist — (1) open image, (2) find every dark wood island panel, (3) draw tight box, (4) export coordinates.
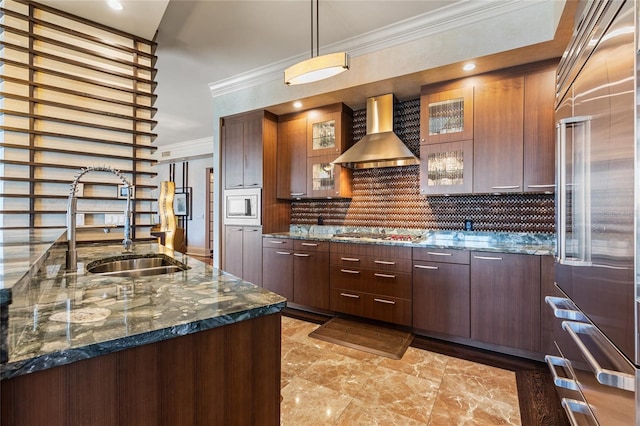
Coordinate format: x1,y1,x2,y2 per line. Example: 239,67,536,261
1,313,282,426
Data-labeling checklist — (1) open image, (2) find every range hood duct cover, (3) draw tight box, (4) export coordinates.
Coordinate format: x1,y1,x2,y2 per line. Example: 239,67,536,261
332,94,419,169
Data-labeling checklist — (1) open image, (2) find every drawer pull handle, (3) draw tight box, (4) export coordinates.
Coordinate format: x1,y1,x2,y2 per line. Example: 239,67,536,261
301,243,318,247
275,251,291,255
544,296,588,321
562,321,635,391
293,253,310,257
491,185,520,189
426,252,452,256
545,355,578,391
374,273,396,278
246,228,259,232
269,240,286,244
340,292,360,299
561,399,596,425
374,260,396,265
340,269,360,274
374,298,396,305
527,184,555,188
414,265,439,270
473,255,503,261
340,257,360,262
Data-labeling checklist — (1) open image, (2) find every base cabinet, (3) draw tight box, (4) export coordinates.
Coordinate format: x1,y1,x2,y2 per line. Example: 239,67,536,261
330,242,412,326
1,314,282,426
412,248,470,338
224,226,263,286
470,251,541,352
262,238,330,310
262,238,294,299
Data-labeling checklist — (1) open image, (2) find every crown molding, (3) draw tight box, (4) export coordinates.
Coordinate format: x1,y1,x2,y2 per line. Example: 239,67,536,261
208,0,536,98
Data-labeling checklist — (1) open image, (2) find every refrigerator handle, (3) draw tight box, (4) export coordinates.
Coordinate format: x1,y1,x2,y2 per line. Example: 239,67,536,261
556,115,591,265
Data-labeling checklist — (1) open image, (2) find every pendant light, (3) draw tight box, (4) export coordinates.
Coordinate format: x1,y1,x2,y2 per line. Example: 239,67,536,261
284,0,349,85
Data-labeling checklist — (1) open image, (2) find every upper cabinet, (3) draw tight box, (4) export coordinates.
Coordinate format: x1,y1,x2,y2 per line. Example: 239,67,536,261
277,103,353,200
473,76,525,194
222,111,267,189
419,60,558,196
307,111,347,156
420,86,474,144
523,68,556,193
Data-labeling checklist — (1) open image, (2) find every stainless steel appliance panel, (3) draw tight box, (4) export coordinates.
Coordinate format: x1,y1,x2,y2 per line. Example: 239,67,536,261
551,1,638,424
555,0,635,362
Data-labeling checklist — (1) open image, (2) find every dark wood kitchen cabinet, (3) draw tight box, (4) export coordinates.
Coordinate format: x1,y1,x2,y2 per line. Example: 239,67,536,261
419,139,473,195
277,103,353,200
523,67,556,193
277,117,307,199
307,155,352,199
420,85,474,144
262,238,330,309
307,110,349,157
330,242,412,326
225,226,263,286
262,237,294,299
221,110,289,280
473,76,525,194
470,251,541,352
412,248,470,338
292,240,330,310
418,59,557,196
222,110,272,190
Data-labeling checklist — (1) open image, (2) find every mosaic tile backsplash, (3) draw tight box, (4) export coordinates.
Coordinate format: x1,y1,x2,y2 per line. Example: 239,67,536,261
290,98,556,234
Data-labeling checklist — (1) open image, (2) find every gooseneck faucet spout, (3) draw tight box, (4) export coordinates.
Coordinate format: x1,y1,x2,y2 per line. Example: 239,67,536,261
66,166,133,271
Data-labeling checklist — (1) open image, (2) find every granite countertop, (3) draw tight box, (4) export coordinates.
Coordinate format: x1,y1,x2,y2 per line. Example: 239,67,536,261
0,229,67,305
1,239,286,380
265,226,556,256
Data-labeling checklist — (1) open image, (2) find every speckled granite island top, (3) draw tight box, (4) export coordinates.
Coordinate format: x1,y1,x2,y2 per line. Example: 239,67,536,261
265,226,555,256
1,240,286,380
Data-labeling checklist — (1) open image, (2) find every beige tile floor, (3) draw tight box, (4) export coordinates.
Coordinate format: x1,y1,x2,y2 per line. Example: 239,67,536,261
280,316,521,425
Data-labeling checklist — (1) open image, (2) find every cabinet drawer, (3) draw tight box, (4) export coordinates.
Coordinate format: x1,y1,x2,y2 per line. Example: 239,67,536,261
330,265,411,299
330,253,412,273
330,242,412,259
412,247,469,264
330,289,411,326
294,239,329,252
263,237,293,249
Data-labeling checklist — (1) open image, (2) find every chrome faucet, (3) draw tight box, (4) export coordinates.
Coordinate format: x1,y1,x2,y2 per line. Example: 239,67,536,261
66,166,133,271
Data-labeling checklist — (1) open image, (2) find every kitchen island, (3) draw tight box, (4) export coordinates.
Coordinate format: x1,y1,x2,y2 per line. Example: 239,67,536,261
0,234,286,426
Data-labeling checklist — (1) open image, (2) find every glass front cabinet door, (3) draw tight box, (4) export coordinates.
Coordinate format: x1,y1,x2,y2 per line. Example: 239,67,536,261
420,140,473,195
306,154,352,198
307,112,344,156
420,86,474,144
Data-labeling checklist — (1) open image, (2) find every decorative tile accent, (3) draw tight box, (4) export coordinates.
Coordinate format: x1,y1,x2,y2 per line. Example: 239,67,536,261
291,98,555,234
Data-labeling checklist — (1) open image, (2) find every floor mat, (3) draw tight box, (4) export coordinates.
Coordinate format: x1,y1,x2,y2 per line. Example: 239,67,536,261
308,317,414,360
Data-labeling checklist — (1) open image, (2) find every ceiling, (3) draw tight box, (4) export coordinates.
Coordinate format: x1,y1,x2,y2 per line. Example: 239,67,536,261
36,1,575,147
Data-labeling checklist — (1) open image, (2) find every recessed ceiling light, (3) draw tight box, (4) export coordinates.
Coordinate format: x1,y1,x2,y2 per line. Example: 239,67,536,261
293,101,303,108
107,0,124,11
463,63,476,71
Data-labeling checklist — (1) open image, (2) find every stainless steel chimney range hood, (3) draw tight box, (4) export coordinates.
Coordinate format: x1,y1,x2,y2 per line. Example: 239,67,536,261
332,93,419,169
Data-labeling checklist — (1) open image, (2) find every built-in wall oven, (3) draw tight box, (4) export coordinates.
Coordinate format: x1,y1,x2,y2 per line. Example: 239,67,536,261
546,0,639,424
223,188,261,226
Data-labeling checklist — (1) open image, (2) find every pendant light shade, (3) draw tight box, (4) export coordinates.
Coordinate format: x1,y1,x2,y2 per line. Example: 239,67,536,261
285,52,348,85
284,0,349,85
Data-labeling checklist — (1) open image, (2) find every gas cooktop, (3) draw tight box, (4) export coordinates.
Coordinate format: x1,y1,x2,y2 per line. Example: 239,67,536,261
331,232,422,243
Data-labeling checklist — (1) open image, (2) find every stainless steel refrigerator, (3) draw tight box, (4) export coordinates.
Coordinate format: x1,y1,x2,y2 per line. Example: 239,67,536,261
545,0,638,424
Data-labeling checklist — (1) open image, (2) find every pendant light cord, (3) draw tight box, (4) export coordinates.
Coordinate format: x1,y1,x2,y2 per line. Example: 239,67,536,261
310,0,320,58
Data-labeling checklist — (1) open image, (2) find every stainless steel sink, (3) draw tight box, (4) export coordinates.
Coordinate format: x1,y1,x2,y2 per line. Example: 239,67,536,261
86,254,189,278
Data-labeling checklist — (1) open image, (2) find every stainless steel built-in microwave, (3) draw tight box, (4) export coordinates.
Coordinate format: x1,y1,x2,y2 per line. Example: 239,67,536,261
223,188,261,226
